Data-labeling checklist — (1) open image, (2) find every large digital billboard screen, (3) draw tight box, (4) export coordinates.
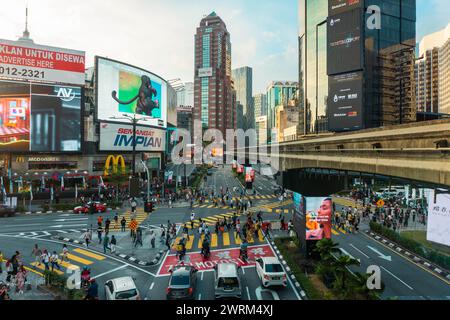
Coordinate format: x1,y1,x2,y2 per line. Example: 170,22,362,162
328,71,363,131
99,122,166,152
427,190,450,247
305,197,333,241
327,8,363,75
0,39,85,85
329,0,362,16
0,80,81,152
96,57,167,128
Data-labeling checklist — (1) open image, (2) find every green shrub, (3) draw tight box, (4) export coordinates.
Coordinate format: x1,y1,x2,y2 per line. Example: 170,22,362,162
16,205,27,213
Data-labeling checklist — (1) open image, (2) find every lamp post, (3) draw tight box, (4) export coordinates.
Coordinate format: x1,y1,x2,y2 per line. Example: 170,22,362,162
140,160,150,201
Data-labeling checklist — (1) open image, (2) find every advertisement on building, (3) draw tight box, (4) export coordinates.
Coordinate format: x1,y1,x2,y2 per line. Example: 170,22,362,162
167,84,177,128
0,39,85,85
327,8,363,76
328,71,363,131
99,122,166,152
198,67,213,77
0,80,81,152
96,57,167,128
427,190,450,247
305,197,333,241
329,0,362,16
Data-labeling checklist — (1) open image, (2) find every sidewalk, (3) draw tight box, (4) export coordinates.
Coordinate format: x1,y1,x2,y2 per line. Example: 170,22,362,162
0,269,54,300
54,227,167,266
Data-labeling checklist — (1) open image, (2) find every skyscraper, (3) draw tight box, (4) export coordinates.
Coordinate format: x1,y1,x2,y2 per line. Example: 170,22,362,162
253,93,267,118
298,0,417,134
232,66,253,130
194,12,233,136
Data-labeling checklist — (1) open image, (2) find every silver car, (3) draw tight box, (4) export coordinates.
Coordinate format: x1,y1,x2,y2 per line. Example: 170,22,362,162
214,263,242,300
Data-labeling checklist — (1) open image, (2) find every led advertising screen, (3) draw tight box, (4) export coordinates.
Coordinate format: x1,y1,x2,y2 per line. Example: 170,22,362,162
328,71,363,131
305,197,333,241
327,8,363,76
0,80,81,152
99,122,165,152
329,0,362,16
0,39,85,85
96,57,167,128
427,190,450,247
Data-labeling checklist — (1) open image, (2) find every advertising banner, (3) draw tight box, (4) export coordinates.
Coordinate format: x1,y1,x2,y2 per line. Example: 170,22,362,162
0,80,81,152
99,122,165,152
305,197,333,241
327,8,363,76
245,166,253,183
237,164,244,174
427,191,450,247
96,57,167,128
328,71,363,131
0,39,85,85
329,0,362,16
198,67,213,77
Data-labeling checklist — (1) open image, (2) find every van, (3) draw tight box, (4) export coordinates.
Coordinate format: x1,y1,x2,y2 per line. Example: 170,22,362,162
214,263,242,299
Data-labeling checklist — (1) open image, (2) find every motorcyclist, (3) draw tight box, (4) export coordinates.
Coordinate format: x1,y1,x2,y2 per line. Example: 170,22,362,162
81,266,91,287
84,278,98,300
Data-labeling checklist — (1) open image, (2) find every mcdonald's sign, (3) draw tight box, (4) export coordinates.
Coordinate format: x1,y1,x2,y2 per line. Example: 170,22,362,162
104,155,126,176
16,156,25,163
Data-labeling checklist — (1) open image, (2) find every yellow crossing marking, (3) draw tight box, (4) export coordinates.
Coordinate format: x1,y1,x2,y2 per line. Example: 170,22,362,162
57,259,78,269
338,228,347,234
172,237,182,250
331,229,339,236
211,233,218,247
198,235,205,249
66,253,93,265
234,233,241,244
258,229,264,241
186,235,194,250
31,262,64,275
73,248,105,261
202,218,217,224
223,232,230,246
24,266,43,277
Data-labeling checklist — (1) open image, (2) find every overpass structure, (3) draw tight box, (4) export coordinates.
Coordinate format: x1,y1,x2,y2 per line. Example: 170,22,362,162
241,119,450,195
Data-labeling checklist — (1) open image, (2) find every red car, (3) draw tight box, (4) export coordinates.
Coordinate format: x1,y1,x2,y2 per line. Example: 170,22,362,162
73,202,107,214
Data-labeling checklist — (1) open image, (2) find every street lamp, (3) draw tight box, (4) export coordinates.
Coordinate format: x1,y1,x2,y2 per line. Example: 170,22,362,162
140,160,150,201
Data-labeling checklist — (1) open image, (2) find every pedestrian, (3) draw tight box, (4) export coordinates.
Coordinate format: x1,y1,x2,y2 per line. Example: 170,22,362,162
105,218,111,234
0,250,3,274
10,251,20,276
15,265,27,295
62,244,69,263
110,235,117,253
131,198,137,214
236,220,241,239
50,251,61,271
31,244,42,266
84,230,91,247
135,229,143,247
150,231,156,249
121,217,127,232
103,233,110,254
97,225,103,244
113,213,119,229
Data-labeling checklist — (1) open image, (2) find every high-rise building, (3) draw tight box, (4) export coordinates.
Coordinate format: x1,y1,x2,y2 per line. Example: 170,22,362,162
194,12,233,136
266,81,298,141
232,66,253,130
415,22,450,115
255,116,268,145
253,93,267,118
298,0,416,134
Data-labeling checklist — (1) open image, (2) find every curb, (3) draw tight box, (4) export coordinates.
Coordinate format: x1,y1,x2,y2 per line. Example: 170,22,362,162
53,236,165,266
268,240,308,300
365,230,450,282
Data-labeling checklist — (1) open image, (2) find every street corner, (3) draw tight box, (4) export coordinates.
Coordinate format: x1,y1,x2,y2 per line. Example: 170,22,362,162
158,244,276,276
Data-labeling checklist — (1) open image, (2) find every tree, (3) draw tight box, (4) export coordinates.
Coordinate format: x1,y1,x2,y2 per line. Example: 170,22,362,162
331,255,360,298
314,238,340,264
104,167,130,202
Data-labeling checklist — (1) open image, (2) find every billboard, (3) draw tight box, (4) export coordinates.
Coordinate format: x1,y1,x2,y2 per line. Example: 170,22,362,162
427,191,450,247
198,67,213,77
0,80,81,152
329,0,362,16
96,57,167,128
327,8,363,76
0,39,85,85
305,197,333,241
99,122,165,152
245,166,253,183
328,71,363,131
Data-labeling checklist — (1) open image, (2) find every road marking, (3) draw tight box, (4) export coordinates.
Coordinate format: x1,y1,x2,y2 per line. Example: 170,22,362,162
186,235,194,250
211,233,218,247
73,248,106,260
31,262,64,275
198,234,205,249
242,267,245,275
223,232,230,246
349,244,370,259
50,224,87,228
66,253,93,265
53,218,88,222
92,265,127,280
380,266,414,290
255,286,280,300
367,246,392,261
234,232,241,245
149,283,154,291
201,271,204,281
246,286,251,300
198,293,202,300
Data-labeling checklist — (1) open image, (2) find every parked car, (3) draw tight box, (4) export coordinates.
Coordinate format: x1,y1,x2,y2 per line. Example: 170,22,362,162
255,257,287,288
0,205,15,217
104,276,140,300
166,266,198,300
214,263,242,299
73,201,107,214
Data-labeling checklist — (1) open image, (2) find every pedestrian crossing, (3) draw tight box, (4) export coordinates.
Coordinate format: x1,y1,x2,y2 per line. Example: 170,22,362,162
28,247,106,277
108,208,149,232
171,228,267,252
185,212,237,229
191,194,278,208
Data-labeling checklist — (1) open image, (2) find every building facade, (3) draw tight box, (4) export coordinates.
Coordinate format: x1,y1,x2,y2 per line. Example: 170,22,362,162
193,12,233,136
253,93,267,118
232,66,254,130
298,0,417,134
255,115,268,145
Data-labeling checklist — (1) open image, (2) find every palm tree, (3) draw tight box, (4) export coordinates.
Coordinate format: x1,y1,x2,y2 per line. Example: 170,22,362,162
314,238,340,264
332,255,360,297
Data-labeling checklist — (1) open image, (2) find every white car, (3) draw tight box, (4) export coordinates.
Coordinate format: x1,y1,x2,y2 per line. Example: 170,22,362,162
104,276,140,300
255,257,287,288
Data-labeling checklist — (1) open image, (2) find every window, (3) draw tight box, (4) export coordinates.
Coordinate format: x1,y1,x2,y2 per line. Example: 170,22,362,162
265,264,284,273
202,34,211,68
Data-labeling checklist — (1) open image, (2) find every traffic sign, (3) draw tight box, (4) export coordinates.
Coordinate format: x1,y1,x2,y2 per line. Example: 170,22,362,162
377,199,385,208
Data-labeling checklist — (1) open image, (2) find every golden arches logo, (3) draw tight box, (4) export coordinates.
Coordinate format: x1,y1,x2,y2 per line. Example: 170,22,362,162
104,155,126,176
16,156,25,163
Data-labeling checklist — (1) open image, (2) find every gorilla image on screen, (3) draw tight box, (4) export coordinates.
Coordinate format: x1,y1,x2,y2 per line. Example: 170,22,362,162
111,75,158,116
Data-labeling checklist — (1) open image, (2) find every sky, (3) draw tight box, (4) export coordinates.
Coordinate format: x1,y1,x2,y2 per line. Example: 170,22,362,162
0,0,449,94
